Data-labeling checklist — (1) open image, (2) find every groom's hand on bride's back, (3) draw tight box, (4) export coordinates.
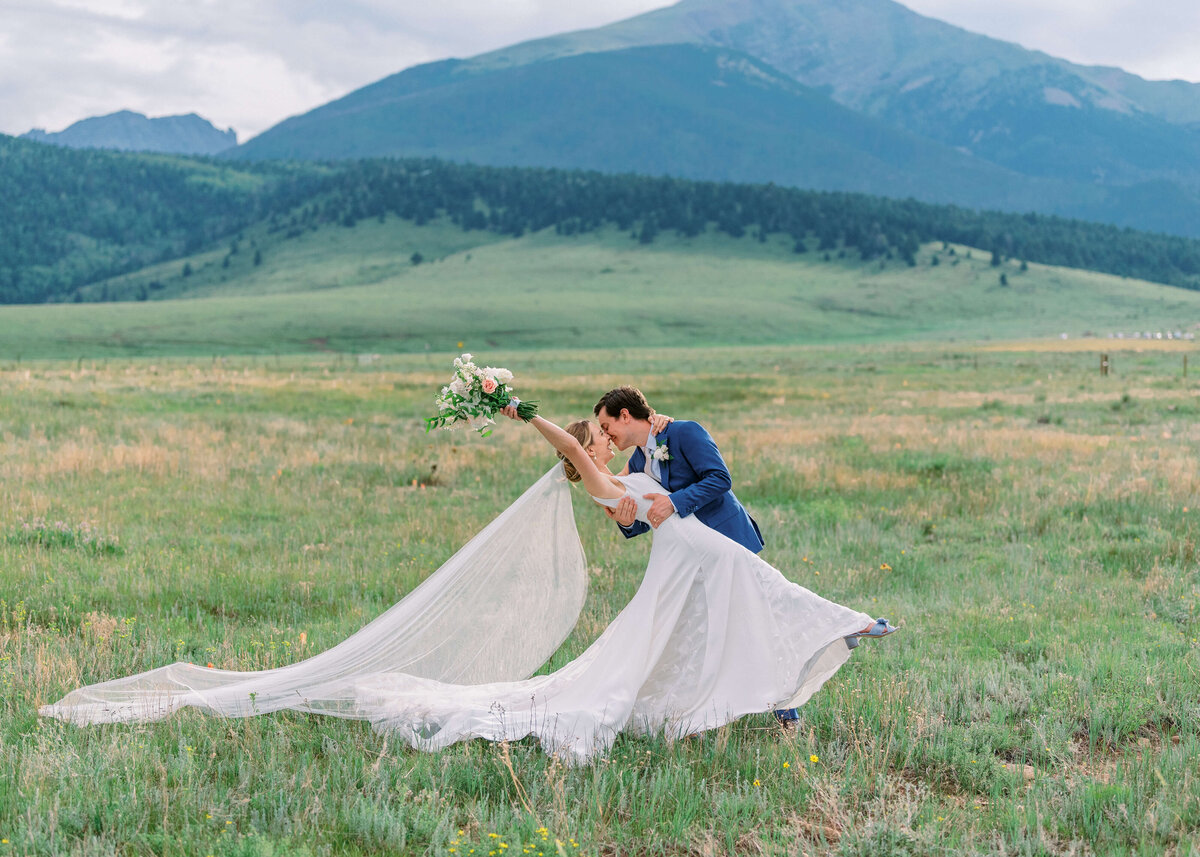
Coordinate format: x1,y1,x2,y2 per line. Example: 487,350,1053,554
604,496,638,527
644,493,675,528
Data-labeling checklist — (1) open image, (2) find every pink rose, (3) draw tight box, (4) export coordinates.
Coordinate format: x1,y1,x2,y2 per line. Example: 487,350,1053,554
481,377,498,394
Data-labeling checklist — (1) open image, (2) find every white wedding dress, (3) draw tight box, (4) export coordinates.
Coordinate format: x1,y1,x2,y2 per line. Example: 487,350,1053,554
41,468,873,762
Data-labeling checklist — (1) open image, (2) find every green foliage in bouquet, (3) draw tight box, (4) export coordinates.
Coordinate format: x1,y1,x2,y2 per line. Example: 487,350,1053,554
424,354,539,436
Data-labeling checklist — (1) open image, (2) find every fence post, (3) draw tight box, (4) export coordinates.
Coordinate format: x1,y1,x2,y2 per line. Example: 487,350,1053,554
1100,353,1109,377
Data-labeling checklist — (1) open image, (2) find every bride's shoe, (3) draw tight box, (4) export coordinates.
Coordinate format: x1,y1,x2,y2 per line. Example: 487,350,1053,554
844,618,897,649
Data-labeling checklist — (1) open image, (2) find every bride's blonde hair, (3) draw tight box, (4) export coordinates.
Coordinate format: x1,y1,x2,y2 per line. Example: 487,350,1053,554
559,420,595,483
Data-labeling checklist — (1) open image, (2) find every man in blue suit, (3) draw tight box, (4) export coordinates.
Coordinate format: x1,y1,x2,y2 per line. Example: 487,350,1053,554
594,386,799,729
593,386,763,553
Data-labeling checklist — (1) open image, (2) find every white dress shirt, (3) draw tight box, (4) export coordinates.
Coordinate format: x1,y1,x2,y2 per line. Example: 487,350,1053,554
642,433,663,483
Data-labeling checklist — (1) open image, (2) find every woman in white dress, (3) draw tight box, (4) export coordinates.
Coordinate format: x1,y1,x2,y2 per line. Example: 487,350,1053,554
41,412,890,763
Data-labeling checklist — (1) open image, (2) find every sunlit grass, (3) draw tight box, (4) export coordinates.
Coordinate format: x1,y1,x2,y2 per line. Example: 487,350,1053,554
5,224,1200,359
1,343,1198,855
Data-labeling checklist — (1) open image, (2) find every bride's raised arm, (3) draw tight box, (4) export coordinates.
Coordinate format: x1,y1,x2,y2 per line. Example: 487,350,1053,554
527,416,625,500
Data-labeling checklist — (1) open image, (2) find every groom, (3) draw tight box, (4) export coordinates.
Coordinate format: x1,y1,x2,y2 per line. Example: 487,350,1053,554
593,386,763,552
594,386,799,728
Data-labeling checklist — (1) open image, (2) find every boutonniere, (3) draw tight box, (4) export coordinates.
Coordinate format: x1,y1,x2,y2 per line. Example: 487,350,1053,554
651,443,671,462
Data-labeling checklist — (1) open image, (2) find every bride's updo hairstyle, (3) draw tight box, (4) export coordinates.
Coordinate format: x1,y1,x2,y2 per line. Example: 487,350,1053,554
559,420,594,483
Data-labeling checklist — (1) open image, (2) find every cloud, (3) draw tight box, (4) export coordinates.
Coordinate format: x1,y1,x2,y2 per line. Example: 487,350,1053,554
0,0,674,138
902,0,1200,82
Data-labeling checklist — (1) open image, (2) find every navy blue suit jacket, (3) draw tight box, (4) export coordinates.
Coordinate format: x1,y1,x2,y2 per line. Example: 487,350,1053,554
620,420,764,553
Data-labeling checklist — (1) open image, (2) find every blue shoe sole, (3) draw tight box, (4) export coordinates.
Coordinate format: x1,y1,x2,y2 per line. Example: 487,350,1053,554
846,619,897,649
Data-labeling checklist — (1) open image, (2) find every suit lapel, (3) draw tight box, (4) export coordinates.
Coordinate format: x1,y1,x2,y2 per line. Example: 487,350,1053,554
629,446,646,477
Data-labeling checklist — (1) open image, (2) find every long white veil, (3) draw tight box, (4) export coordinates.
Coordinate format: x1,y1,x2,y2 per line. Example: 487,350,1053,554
40,464,588,725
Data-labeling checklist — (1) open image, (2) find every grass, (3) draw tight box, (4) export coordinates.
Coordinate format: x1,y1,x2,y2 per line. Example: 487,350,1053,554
2,342,1199,855
5,221,1200,359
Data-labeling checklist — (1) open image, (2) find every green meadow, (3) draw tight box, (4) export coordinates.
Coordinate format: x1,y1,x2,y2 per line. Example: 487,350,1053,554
5,221,1200,358
2,342,1199,855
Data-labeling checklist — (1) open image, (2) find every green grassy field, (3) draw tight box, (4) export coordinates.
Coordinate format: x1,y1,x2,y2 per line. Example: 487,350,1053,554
4,221,1200,359
3,342,1198,855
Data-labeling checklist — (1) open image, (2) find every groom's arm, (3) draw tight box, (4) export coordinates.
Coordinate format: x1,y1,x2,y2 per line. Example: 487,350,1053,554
666,422,733,518
618,518,651,539
611,447,650,538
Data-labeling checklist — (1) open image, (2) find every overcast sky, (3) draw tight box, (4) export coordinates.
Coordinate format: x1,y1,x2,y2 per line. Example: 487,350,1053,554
3,0,1198,142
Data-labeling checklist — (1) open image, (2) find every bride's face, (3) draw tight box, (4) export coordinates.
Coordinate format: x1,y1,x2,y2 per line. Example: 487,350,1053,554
588,422,615,468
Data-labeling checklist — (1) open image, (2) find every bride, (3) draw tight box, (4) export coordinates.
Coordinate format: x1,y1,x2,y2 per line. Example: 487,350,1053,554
41,410,890,762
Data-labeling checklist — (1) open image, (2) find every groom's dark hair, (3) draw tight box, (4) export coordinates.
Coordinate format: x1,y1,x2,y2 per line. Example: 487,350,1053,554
594,386,653,421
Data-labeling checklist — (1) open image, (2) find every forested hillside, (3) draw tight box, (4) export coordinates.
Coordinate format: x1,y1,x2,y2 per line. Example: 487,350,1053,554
0,136,321,303
5,135,1200,305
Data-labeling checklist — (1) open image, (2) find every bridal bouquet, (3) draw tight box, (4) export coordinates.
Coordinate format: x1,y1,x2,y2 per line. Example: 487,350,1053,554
425,354,538,435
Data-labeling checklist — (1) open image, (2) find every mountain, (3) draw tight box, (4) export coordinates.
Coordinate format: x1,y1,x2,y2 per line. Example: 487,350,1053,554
230,0,1200,237
23,110,236,155
233,44,1074,212
469,0,1200,185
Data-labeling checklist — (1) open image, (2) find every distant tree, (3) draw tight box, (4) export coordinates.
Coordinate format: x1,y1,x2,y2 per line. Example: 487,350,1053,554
1000,273,1009,286
411,251,424,266
182,262,192,277
136,284,148,301
253,249,262,266
931,254,940,267
792,239,807,254
1020,260,1029,272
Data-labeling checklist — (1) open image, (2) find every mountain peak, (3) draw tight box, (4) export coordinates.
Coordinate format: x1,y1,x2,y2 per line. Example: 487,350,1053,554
232,0,1200,237
470,0,1200,125
22,110,237,155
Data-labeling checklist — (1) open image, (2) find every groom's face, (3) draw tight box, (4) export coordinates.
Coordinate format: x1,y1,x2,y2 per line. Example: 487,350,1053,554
596,407,636,451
